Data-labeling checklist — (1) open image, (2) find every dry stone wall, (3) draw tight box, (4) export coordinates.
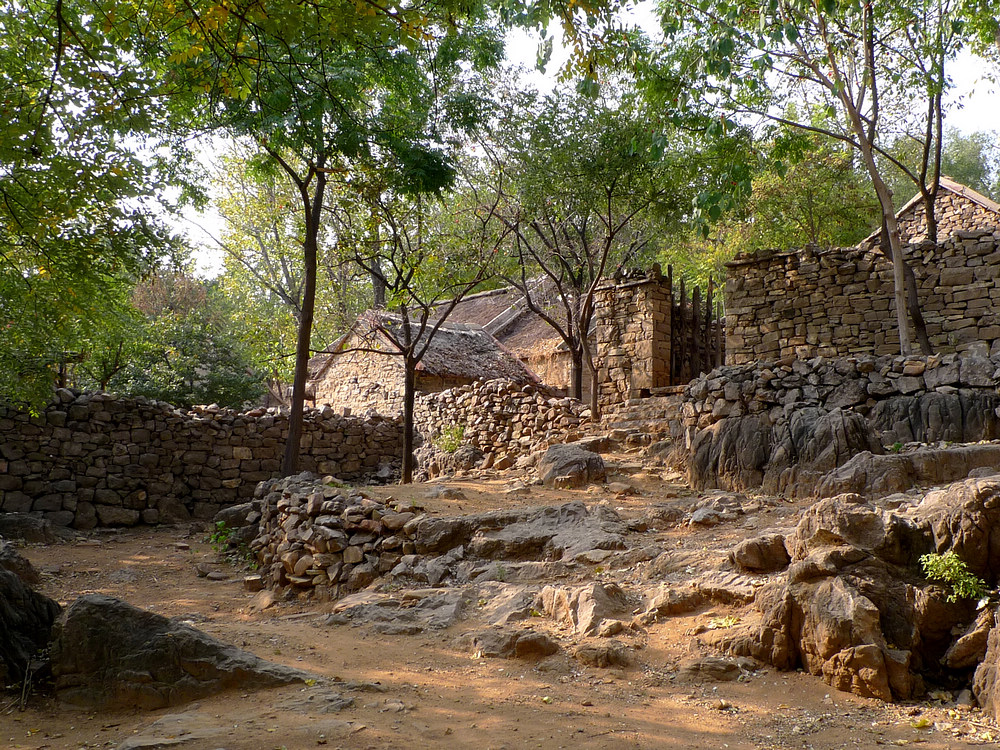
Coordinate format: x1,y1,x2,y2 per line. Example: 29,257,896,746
683,352,1000,445
251,473,422,599
415,379,586,470
725,231,1000,363
0,389,403,529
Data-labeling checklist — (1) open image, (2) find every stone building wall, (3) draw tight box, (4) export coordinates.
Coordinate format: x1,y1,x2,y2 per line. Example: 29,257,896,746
897,189,1000,244
0,390,403,529
594,269,672,407
725,230,1000,364
312,342,407,416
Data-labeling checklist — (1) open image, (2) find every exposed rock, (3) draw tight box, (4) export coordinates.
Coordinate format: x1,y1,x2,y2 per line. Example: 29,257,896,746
212,503,255,529
911,475,1000,580
729,534,790,573
537,582,631,636
327,589,467,633
974,615,1000,723
678,656,756,682
513,631,560,659
49,594,307,709
0,568,61,685
943,608,995,670
537,444,606,488
0,514,57,544
638,585,706,623
573,641,633,668
0,540,42,585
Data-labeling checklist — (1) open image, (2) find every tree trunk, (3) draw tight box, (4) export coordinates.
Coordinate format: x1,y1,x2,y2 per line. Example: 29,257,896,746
401,359,416,484
581,334,600,421
282,168,326,476
878,224,933,354
569,349,583,401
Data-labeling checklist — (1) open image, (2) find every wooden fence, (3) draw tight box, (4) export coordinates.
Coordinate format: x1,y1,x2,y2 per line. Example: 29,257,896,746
667,266,724,385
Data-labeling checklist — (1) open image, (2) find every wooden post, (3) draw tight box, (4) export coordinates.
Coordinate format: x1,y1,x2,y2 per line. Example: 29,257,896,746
716,297,724,366
678,278,687,383
667,264,674,386
706,277,714,370
691,285,701,378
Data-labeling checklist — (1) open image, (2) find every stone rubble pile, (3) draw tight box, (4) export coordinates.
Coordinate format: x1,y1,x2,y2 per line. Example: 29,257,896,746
416,379,586,472
251,473,423,598
0,389,403,529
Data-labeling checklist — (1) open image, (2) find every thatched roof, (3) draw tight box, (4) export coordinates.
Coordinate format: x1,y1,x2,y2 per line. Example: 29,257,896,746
310,311,540,385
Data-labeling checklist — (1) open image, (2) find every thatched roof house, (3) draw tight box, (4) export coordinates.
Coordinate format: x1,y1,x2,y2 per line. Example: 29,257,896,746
309,311,539,415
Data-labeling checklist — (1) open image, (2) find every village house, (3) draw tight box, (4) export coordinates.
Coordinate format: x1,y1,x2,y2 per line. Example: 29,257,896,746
308,311,540,416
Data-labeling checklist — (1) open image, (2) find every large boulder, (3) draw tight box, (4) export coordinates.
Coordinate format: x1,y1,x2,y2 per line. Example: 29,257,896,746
0,568,61,685
910,475,1000,581
537,444,606,488
49,595,309,709
0,514,56,544
0,540,42,585
973,615,1000,723
725,481,997,702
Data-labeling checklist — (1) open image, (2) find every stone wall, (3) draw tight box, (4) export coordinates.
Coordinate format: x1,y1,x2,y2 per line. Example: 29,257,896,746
725,230,1000,363
682,352,1000,443
595,269,672,407
415,379,586,469
0,390,403,529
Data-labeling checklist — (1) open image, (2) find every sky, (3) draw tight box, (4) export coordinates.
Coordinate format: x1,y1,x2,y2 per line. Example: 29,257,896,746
186,9,999,277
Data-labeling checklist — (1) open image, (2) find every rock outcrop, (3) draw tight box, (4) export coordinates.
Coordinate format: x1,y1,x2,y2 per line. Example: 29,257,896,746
727,479,1000,702
49,594,308,709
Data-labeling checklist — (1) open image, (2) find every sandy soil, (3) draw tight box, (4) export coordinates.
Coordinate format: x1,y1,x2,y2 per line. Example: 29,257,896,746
2,462,998,750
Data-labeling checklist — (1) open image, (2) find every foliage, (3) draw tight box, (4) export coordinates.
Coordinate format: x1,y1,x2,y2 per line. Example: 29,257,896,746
207,521,234,554
649,0,1000,354
71,270,266,408
433,424,465,453
486,81,732,409
661,122,881,288
0,0,203,409
920,552,988,603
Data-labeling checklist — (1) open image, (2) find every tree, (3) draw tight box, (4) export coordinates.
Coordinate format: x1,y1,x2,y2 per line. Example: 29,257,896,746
210,144,370,404
0,0,194,407
486,83,721,416
662,122,881,286
652,0,1000,355
103,270,265,408
345,181,503,483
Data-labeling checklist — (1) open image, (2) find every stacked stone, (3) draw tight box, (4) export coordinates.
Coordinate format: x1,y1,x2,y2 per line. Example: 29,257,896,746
725,231,1000,364
416,379,584,467
683,352,1000,440
594,269,672,408
251,473,422,598
0,389,403,529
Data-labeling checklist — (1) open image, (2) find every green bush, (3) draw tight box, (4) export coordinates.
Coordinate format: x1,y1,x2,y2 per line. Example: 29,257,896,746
433,424,465,453
919,552,987,603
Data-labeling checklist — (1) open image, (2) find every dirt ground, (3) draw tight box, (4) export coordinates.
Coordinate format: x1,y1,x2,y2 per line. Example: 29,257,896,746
3,463,998,750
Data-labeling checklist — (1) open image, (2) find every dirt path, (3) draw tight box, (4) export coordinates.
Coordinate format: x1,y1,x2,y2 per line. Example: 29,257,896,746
3,468,997,749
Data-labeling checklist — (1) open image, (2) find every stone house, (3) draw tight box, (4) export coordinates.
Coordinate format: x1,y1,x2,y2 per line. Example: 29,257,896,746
309,311,540,415
725,179,1000,363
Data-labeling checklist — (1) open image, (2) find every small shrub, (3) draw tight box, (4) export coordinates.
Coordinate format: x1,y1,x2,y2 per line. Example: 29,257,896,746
890,441,903,454
433,424,465,454
920,552,987,603
207,521,233,553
